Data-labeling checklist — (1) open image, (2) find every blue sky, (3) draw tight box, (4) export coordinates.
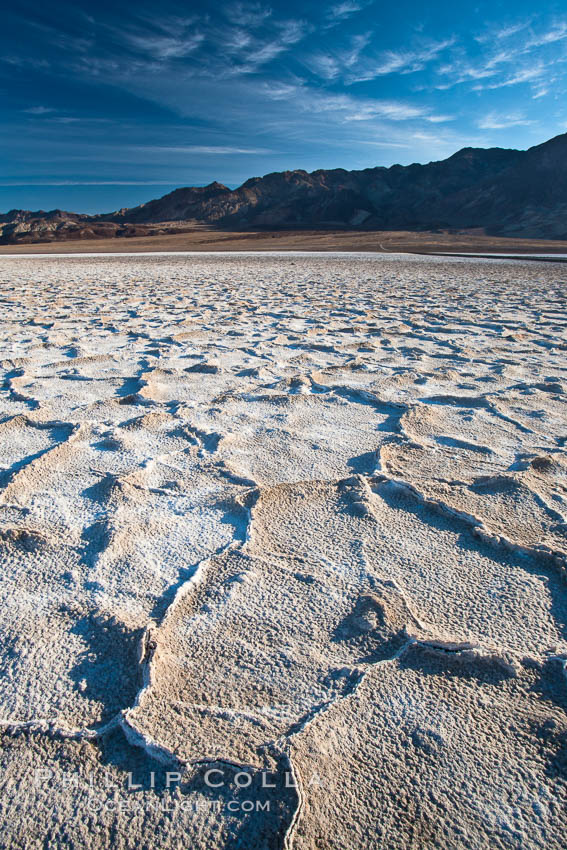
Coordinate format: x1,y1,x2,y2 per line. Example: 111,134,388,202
2,1,567,213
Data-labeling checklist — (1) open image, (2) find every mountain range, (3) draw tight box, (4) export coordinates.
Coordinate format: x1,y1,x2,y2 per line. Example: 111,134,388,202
2,132,567,244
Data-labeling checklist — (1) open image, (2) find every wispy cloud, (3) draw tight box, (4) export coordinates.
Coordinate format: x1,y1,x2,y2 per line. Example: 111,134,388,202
475,20,532,43
303,33,453,85
435,60,494,87
339,98,429,122
327,2,370,23
346,38,454,83
358,140,413,148
23,105,56,115
473,62,546,91
279,19,308,45
125,32,205,61
1,55,50,69
139,145,274,154
526,20,567,47
227,2,273,28
262,83,447,123
303,32,372,80
439,18,567,93
497,63,546,86
532,86,550,100
477,112,534,130
305,53,341,80
115,10,309,77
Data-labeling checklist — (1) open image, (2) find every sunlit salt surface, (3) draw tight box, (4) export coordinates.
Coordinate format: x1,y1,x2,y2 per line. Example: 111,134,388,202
0,252,566,849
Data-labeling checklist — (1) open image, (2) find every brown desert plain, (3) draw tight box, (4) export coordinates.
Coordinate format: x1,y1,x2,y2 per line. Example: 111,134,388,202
1,227,567,257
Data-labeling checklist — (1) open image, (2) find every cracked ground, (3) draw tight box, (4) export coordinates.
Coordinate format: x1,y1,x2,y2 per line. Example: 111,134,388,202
0,251,566,849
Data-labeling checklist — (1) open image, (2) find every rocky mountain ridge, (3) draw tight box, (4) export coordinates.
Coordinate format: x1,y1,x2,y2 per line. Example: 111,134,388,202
2,133,567,243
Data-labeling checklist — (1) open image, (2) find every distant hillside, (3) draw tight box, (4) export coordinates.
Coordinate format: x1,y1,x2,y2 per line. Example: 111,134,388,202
0,208,192,244
3,133,567,243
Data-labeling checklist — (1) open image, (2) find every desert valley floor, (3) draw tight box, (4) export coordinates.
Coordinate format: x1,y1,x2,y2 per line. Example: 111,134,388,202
0,251,566,849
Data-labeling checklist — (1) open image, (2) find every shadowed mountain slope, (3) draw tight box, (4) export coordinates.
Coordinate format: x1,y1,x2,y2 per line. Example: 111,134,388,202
2,133,567,243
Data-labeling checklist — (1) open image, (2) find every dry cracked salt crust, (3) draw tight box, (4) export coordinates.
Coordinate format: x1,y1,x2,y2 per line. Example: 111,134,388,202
0,251,566,849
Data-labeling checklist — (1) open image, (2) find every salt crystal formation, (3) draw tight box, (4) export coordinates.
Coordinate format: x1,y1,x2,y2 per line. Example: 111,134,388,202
0,252,566,848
